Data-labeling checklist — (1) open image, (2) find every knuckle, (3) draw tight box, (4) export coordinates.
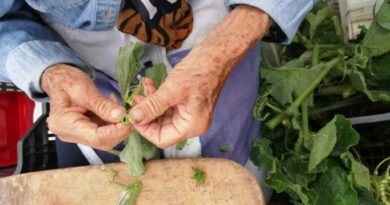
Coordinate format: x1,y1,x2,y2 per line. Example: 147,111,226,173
143,95,167,116
93,98,111,116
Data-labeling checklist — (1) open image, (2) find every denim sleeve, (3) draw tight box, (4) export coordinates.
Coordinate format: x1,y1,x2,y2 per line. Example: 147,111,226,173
0,0,94,101
227,0,318,43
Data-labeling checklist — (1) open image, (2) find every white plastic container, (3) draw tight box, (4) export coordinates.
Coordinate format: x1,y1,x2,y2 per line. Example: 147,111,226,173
338,0,377,40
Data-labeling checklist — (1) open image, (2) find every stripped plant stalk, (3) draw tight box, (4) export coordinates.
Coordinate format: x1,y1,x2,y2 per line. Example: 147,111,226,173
266,55,342,129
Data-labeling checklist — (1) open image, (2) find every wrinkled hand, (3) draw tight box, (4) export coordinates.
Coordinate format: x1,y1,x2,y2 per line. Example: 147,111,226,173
41,64,133,150
129,5,272,148
131,54,222,148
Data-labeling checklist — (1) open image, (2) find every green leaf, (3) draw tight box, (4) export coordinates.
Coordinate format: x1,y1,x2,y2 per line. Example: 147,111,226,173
116,42,144,100
308,115,359,171
313,167,358,205
191,167,205,185
374,0,390,30
340,152,371,191
261,64,323,105
367,53,390,85
141,137,160,160
284,155,316,187
145,63,167,88
286,185,317,205
119,132,145,176
306,6,334,40
331,115,360,155
349,69,390,103
175,139,187,151
250,138,277,170
357,188,383,205
308,116,338,171
362,18,390,57
219,145,233,153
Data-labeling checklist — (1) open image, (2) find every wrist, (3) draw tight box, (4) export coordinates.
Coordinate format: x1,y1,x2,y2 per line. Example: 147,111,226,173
40,64,86,95
193,4,271,77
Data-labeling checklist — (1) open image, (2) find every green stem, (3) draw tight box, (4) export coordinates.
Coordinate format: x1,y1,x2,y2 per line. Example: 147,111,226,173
309,95,365,116
318,85,356,96
107,149,121,156
312,44,320,65
266,56,342,129
266,103,284,114
302,44,319,137
332,15,343,39
305,44,343,49
301,100,309,138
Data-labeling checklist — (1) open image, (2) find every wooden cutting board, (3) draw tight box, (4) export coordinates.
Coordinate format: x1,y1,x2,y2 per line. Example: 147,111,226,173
0,158,264,205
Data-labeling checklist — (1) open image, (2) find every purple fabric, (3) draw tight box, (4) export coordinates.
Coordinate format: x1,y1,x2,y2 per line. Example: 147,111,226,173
93,72,124,163
92,46,261,165
168,46,261,165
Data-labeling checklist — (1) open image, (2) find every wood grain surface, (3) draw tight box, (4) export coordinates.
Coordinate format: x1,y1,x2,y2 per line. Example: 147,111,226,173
0,158,264,205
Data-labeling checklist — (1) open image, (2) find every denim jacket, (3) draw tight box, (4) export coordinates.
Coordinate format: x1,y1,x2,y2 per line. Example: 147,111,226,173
0,0,317,100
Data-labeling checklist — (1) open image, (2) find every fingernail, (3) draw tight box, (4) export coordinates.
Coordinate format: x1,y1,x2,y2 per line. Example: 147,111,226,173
111,108,125,121
130,109,144,123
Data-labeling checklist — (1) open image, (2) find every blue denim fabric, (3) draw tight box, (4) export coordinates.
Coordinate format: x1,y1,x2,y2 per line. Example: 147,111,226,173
0,0,316,101
227,0,319,43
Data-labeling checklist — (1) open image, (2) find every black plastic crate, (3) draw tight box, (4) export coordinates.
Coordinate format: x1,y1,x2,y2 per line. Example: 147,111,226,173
14,105,58,174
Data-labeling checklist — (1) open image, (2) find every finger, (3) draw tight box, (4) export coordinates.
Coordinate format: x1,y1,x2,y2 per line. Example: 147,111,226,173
109,93,119,104
66,83,126,123
133,117,185,149
49,109,132,150
142,78,156,96
143,77,154,85
94,123,133,150
133,95,145,105
129,86,177,124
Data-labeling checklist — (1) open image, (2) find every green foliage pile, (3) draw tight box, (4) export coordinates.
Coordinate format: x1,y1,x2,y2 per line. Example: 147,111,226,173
252,1,390,204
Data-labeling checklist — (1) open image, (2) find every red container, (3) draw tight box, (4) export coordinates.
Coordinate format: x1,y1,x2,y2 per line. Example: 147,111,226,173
0,91,35,168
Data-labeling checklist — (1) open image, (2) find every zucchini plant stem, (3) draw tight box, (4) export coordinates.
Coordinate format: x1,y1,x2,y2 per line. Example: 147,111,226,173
309,95,365,116
266,55,342,129
266,102,284,114
302,44,319,137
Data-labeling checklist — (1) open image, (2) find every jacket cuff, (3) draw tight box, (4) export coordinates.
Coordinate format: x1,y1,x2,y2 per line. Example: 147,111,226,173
5,40,94,101
227,0,315,43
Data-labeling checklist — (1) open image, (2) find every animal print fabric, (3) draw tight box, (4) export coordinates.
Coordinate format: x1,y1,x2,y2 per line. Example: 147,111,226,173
116,0,193,50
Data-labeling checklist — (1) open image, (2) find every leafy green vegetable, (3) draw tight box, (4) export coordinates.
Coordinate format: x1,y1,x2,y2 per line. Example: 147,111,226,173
306,5,334,41
145,63,167,88
251,2,390,204
175,139,187,151
116,42,163,176
308,116,338,171
116,42,144,108
374,0,390,30
261,64,322,105
340,152,371,191
191,167,206,185
219,145,233,153
313,167,358,205
116,181,143,205
126,181,143,205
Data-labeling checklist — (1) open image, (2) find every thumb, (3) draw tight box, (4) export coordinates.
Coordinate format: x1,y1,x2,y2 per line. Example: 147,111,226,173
87,94,126,123
69,87,126,123
129,87,175,124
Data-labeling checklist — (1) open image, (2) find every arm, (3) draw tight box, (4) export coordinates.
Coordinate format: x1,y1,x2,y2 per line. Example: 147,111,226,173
0,0,92,100
130,1,319,148
0,0,132,150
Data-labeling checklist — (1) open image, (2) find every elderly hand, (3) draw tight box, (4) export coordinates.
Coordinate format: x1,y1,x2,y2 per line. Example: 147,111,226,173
41,64,133,150
129,5,272,148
